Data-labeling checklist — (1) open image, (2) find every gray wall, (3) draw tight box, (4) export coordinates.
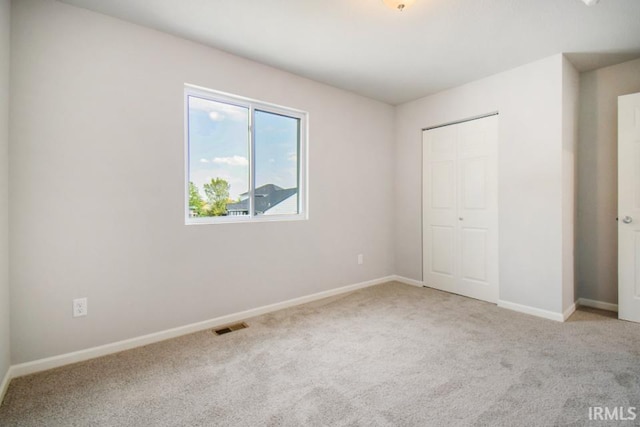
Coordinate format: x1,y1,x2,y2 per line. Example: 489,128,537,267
562,57,579,312
10,0,395,363
577,58,640,305
396,55,572,315
5,0,635,368
0,0,10,385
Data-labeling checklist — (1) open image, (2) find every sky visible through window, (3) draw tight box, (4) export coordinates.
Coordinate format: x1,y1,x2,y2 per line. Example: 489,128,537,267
188,96,299,202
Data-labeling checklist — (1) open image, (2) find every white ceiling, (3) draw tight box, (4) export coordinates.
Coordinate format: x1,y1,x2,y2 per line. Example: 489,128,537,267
58,0,640,105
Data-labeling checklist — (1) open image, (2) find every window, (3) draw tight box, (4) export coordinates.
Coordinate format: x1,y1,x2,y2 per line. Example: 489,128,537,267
185,85,307,224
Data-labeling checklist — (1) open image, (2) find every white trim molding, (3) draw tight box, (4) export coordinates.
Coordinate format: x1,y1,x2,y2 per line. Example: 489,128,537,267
563,303,577,321
497,299,568,322
0,366,11,405
390,275,424,288
8,276,394,380
395,280,577,322
577,298,618,313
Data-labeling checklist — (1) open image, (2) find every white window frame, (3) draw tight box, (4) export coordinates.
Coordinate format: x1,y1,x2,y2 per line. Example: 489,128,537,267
184,84,308,225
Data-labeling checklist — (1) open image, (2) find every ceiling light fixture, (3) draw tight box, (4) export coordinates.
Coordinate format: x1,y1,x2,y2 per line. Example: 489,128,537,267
581,0,600,5
383,0,416,12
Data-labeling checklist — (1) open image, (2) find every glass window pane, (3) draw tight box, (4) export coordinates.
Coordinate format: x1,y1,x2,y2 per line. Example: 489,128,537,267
254,110,300,216
187,96,249,217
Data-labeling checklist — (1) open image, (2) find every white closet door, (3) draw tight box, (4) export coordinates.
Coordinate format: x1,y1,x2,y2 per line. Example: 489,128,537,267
618,93,640,323
423,115,499,303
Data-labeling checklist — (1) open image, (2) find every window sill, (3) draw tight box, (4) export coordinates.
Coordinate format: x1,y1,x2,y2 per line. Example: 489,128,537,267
185,214,308,225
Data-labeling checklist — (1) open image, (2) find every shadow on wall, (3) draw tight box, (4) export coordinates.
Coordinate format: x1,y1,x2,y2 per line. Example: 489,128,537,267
574,55,640,305
565,52,640,73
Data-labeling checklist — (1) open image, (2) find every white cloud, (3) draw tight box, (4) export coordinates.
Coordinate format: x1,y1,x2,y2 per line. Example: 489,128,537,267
213,155,249,166
188,96,248,122
200,158,210,163
208,112,223,122
287,152,297,162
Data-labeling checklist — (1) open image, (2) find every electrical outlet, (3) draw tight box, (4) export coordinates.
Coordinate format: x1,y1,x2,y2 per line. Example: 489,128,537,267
357,254,364,265
73,298,88,317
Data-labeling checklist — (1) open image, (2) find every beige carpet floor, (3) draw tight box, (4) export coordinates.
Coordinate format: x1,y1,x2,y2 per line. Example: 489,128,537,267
1,282,639,426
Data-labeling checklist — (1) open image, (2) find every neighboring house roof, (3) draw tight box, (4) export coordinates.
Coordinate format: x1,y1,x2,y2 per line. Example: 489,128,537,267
262,192,297,215
237,184,283,199
227,184,297,214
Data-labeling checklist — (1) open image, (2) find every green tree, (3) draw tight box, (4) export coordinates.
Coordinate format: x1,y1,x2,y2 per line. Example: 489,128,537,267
203,178,231,216
188,182,206,217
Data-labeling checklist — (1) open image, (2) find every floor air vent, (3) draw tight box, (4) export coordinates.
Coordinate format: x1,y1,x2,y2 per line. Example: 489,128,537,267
214,322,248,335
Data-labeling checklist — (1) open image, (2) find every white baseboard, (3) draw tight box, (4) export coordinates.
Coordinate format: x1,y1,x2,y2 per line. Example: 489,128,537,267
497,299,566,322
395,277,574,322
577,298,618,312
9,276,394,380
563,303,577,321
390,275,424,288
0,366,11,405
